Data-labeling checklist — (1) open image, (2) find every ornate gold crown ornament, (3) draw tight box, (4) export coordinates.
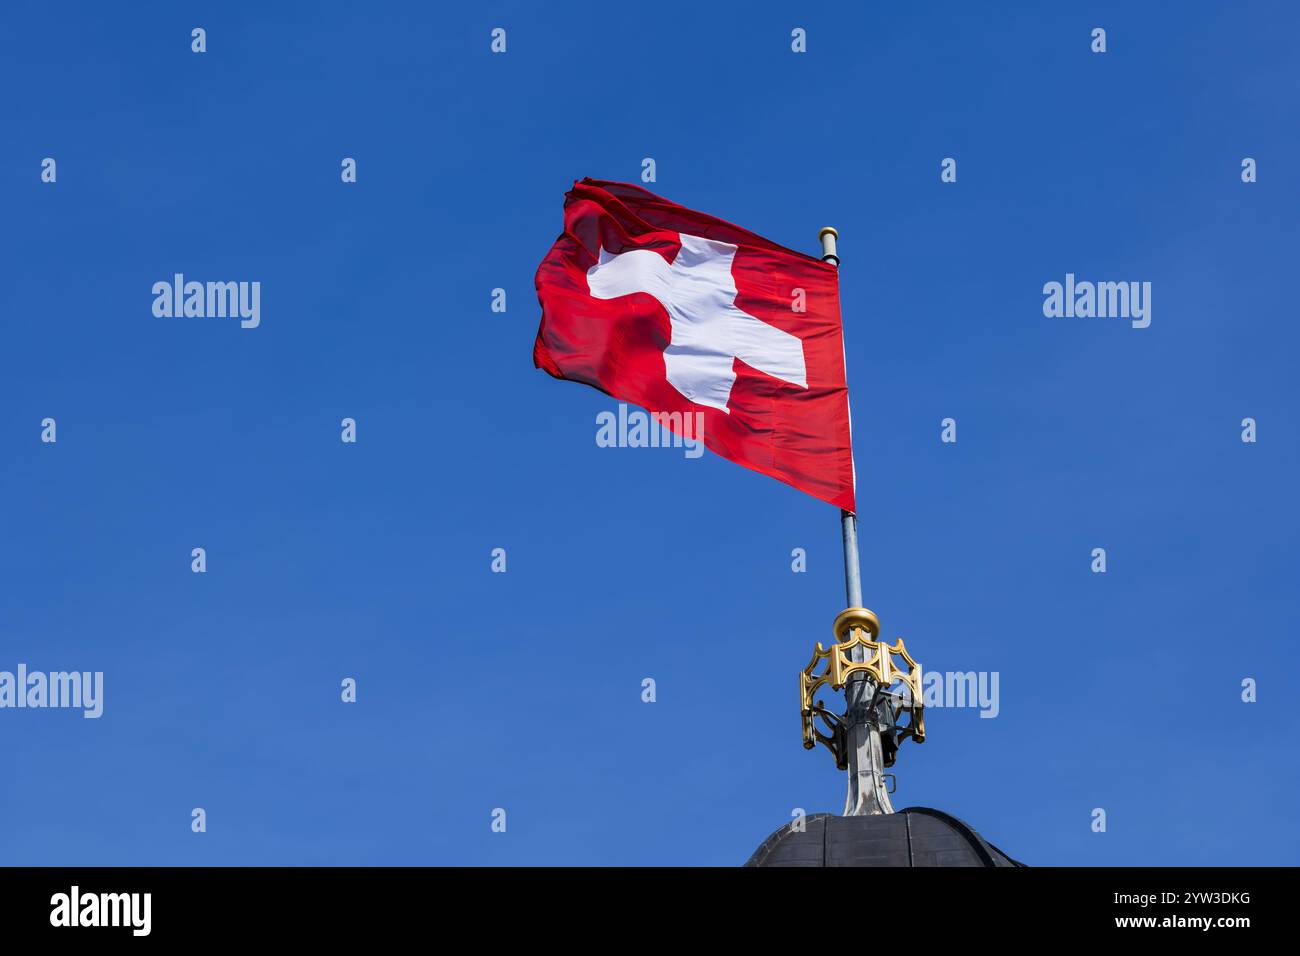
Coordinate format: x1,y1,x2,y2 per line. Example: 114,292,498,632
800,606,925,773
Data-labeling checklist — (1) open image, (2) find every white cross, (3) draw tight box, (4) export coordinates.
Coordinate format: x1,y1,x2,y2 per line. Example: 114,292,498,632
585,233,808,413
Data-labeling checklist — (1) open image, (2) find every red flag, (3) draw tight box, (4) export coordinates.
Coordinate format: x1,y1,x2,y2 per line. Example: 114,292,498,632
533,179,856,512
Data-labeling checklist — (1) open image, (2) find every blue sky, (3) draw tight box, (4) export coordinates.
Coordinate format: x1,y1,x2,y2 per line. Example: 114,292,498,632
1,1,1297,865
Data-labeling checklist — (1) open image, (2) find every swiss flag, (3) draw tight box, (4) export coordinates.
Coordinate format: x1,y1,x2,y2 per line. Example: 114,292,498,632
533,179,856,512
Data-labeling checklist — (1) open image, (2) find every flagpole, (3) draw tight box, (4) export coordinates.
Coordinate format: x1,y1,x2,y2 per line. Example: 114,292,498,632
819,226,895,815
839,513,862,607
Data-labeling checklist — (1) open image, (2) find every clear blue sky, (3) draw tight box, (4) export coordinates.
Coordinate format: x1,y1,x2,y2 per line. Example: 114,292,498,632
2,1,1297,866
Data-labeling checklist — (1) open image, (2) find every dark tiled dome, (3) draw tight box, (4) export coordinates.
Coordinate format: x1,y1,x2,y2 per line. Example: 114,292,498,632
745,808,1023,867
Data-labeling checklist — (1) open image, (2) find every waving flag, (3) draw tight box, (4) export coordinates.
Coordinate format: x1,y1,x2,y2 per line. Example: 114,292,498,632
534,178,856,511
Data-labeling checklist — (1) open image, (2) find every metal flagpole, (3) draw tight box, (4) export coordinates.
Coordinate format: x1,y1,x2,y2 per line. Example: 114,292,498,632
819,226,895,815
